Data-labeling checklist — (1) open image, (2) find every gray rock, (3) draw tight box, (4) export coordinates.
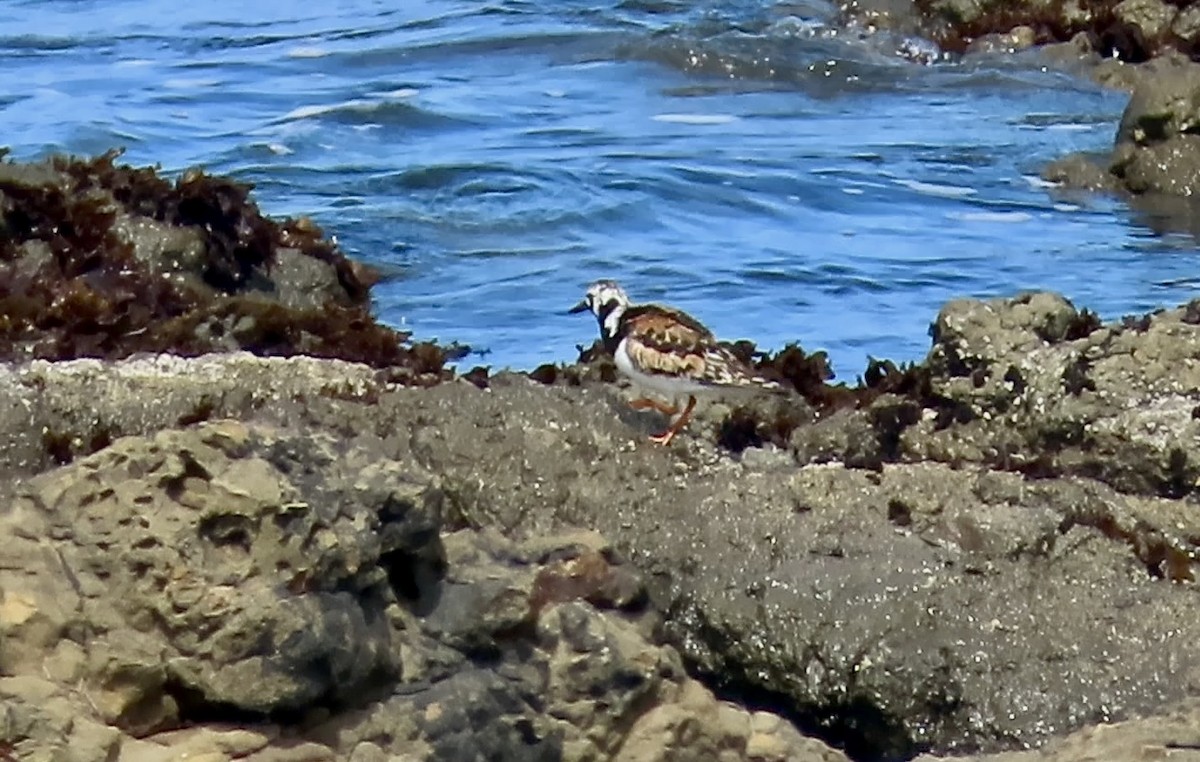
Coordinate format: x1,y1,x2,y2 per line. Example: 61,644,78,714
1112,135,1200,195
351,374,1200,756
1037,31,1100,70
1112,0,1177,43
1040,152,1118,191
923,0,984,25
2,421,422,725
0,416,837,762
110,215,210,292
965,25,1036,54
6,292,1200,757
1115,55,1200,145
838,0,924,36
914,698,1200,762
1172,3,1200,44
911,292,1200,497
1050,54,1200,201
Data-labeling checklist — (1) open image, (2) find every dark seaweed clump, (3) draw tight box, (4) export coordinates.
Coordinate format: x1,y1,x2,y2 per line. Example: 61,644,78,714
726,344,964,452
0,150,451,382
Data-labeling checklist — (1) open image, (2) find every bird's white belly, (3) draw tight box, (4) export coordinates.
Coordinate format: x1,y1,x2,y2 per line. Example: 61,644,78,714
614,337,708,396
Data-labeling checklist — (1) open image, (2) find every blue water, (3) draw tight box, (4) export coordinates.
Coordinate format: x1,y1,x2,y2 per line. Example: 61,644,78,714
1,0,1193,377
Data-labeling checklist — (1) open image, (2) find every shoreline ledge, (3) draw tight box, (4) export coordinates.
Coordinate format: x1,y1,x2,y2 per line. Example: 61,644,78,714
1,152,1200,760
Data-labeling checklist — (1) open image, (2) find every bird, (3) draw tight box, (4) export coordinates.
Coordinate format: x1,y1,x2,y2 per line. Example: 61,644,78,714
568,279,783,445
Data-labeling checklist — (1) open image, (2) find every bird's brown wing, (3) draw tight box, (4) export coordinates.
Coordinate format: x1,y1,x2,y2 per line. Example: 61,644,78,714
621,306,713,379
622,305,781,389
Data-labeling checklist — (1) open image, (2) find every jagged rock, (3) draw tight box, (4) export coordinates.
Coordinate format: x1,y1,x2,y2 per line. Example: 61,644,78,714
1046,55,1200,199
1110,58,1200,196
1172,3,1200,44
0,419,837,762
6,289,1200,757
914,698,1200,761
1112,0,1178,44
1040,152,1119,191
0,152,452,378
909,292,1200,496
0,421,429,727
964,26,1037,54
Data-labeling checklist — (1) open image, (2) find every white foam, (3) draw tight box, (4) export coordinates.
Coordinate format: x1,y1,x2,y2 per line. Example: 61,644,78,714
287,46,329,59
281,99,371,121
162,77,219,90
280,89,417,122
652,113,738,125
896,179,978,198
1022,174,1058,189
948,211,1032,223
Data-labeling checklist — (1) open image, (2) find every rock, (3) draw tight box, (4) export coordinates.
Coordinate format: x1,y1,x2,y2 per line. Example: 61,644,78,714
0,420,435,727
1112,0,1177,44
1106,55,1200,196
914,698,1200,761
965,25,1036,54
1171,3,1200,44
116,726,282,762
1037,31,1100,70
1050,54,1200,201
1111,135,1200,195
0,151,452,378
839,0,924,36
908,292,1200,498
924,0,985,25
0,353,396,477
7,289,1200,757
1040,152,1118,191
1114,55,1200,144
0,416,838,761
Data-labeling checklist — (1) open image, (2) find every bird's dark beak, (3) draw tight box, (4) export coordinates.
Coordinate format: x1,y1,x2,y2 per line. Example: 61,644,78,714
567,299,589,315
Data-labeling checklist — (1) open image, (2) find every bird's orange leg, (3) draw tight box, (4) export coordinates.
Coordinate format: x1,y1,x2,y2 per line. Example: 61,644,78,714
629,397,679,416
649,395,696,446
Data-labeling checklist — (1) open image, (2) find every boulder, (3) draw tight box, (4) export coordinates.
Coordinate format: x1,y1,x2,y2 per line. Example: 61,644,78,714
0,418,838,761
1045,55,1200,199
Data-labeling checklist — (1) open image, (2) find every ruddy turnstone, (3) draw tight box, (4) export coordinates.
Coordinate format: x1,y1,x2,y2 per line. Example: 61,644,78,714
569,279,783,445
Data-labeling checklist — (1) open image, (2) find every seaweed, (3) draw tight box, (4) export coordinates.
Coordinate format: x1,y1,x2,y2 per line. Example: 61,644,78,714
0,150,448,381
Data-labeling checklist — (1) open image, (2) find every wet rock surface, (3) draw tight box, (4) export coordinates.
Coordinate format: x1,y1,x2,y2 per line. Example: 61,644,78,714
0,418,842,762
5,286,1200,760
1045,54,1200,204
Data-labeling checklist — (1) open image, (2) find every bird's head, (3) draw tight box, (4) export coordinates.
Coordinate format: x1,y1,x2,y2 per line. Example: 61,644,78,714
568,279,631,338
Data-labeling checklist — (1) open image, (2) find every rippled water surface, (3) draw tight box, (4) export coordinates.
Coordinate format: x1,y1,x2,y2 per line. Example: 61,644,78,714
2,0,1193,375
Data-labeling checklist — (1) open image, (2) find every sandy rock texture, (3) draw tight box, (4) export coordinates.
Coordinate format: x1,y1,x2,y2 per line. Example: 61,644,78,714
0,413,845,762
2,289,1200,760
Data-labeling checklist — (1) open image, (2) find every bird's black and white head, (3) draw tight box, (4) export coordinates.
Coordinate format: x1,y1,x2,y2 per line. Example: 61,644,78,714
568,279,631,339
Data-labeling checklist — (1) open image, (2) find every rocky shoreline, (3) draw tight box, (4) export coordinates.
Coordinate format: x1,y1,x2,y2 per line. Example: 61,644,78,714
5,20,1200,758
5,290,1200,760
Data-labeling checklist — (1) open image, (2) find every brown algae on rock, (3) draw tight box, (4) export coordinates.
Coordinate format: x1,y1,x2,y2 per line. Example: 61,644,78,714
0,149,453,379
